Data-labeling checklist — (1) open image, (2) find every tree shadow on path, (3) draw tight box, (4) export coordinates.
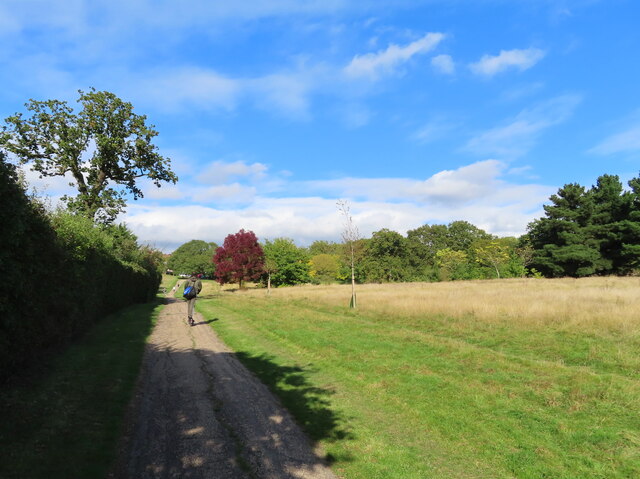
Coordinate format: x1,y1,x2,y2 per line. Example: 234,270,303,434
233,351,354,453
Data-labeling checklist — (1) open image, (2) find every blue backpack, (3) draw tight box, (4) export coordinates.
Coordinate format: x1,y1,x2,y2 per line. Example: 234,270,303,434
183,284,196,299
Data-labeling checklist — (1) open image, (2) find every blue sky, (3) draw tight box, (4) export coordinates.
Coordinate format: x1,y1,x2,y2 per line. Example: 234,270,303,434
2,0,639,252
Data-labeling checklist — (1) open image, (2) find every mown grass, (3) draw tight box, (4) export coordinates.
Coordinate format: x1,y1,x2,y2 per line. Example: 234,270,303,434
0,276,173,478
196,277,640,479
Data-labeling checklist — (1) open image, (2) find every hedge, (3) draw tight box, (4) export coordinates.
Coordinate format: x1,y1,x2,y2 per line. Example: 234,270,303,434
0,153,160,383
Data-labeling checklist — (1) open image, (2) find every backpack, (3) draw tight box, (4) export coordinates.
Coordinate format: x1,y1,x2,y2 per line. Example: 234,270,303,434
183,284,197,299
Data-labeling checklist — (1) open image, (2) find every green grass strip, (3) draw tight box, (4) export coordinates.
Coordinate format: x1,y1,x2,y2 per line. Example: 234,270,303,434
0,297,163,478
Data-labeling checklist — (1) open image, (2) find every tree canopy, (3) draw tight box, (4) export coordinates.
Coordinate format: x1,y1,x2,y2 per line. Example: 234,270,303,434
1,88,177,224
168,240,218,277
527,174,640,277
361,228,410,282
213,229,265,288
262,238,311,287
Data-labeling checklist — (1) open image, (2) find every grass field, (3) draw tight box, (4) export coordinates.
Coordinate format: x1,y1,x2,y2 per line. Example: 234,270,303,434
196,277,640,479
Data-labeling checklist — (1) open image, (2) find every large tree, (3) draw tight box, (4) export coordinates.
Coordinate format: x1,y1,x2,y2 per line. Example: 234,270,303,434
527,174,640,277
213,229,264,288
361,228,410,282
407,221,494,280
1,88,177,223
407,221,493,261
407,223,450,266
262,238,311,287
168,240,218,277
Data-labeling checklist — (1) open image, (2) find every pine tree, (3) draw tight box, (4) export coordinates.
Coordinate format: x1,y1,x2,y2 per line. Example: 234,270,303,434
527,174,640,277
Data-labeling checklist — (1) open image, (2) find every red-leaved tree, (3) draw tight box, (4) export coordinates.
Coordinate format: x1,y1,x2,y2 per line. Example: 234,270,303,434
213,229,265,288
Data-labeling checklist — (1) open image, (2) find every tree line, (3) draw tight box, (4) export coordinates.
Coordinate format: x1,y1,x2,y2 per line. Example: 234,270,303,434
166,172,639,289
170,221,529,288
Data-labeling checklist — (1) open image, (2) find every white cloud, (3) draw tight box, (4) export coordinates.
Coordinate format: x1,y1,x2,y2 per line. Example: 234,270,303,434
142,183,184,200
13,164,75,209
469,47,546,77
114,158,556,251
431,54,455,75
303,160,515,204
303,177,416,201
296,160,539,203
122,198,421,251
124,187,552,253
122,199,347,251
411,160,504,203
127,66,321,119
197,160,268,185
139,179,258,206
465,94,581,158
589,124,640,155
344,32,445,80
191,184,258,204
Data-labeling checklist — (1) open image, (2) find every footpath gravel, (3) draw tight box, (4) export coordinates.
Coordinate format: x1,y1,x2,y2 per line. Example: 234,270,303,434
112,295,338,479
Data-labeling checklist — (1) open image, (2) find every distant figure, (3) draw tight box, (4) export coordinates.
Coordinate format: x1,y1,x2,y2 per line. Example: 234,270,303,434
182,274,203,326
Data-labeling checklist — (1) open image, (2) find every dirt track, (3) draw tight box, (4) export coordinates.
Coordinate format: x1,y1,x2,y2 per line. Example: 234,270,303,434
112,295,338,479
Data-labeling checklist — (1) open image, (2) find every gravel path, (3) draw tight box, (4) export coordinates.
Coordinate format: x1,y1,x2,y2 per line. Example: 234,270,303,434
112,296,338,479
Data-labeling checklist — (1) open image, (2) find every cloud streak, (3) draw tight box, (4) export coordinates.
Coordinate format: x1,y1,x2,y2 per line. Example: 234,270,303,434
431,54,455,75
197,160,268,185
470,47,546,77
128,67,317,119
465,94,581,158
344,32,445,80
589,124,640,155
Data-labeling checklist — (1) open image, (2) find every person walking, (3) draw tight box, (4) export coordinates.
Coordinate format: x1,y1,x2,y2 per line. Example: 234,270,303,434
183,274,203,326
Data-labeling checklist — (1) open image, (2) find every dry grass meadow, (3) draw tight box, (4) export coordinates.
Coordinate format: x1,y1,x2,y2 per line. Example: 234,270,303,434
219,276,640,336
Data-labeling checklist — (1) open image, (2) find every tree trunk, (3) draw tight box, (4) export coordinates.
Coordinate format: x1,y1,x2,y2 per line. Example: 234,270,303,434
350,263,356,308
